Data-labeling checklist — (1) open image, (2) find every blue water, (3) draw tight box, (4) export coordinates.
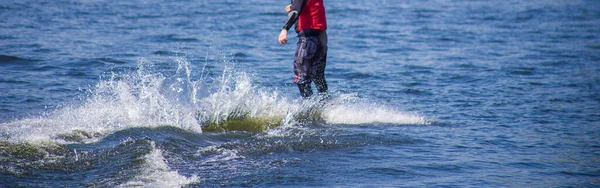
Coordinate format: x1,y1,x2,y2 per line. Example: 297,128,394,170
1,0,599,187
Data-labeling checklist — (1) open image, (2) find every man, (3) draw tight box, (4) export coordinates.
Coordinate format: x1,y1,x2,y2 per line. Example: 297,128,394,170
278,0,328,98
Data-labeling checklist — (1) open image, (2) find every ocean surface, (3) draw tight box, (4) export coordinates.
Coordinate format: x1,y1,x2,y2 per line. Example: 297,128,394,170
1,0,599,187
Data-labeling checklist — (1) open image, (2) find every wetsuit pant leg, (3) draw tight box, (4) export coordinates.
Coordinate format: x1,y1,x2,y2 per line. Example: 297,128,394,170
294,36,319,98
313,31,328,94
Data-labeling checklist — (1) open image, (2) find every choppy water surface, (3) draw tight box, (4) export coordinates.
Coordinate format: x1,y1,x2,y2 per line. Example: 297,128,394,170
1,0,599,187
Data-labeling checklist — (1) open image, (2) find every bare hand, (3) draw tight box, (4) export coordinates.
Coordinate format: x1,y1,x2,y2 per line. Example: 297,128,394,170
285,5,291,13
278,29,288,45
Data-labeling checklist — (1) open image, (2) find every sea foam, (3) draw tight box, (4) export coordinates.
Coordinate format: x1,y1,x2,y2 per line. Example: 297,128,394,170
118,141,199,187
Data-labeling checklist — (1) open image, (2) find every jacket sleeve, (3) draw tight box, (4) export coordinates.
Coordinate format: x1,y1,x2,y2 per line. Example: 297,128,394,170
282,0,308,30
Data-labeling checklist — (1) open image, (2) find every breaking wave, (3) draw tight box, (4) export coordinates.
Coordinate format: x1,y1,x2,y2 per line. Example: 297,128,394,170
0,57,428,143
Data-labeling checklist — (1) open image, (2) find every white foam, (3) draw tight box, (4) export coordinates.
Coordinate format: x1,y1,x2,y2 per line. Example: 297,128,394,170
322,95,428,125
197,146,245,163
324,104,427,125
118,141,199,187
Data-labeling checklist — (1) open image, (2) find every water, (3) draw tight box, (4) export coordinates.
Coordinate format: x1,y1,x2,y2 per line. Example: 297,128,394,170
1,0,599,187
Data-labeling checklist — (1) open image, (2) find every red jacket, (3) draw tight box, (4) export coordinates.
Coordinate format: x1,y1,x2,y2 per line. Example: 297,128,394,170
282,0,327,32
297,0,327,31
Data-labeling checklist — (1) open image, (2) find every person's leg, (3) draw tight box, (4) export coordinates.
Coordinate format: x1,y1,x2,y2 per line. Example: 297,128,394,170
294,36,318,98
314,31,328,94
297,82,312,98
314,55,327,93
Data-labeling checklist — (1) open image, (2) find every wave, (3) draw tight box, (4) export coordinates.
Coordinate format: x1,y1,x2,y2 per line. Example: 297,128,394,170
0,54,37,63
0,128,199,187
322,98,427,125
0,57,428,143
118,141,199,187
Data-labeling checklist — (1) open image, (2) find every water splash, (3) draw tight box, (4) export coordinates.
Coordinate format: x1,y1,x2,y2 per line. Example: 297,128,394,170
0,57,428,143
0,57,205,143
